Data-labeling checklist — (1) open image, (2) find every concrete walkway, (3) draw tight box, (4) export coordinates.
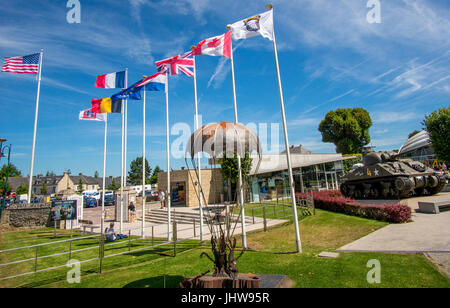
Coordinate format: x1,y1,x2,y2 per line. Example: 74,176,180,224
113,204,288,241
337,210,450,253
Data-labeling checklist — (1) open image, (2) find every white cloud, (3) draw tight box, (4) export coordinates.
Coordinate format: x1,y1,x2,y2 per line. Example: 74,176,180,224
372,111,419,124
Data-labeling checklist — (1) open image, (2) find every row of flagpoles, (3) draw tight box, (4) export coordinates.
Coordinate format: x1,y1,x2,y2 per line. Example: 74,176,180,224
1,5,302,252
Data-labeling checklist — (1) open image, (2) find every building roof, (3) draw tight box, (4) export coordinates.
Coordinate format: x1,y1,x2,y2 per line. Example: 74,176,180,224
7,177,28,191
250,153,355,175
398,130,430,156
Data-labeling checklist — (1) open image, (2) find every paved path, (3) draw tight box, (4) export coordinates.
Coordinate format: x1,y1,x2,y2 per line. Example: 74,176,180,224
337,211,450,253
82,203,288,241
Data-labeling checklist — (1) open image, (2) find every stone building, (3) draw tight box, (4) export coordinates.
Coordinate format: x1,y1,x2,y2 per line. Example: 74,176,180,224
8,172,120,196
158,168,223,207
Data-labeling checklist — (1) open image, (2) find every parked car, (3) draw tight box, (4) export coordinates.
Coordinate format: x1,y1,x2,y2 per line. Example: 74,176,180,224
145,190,159,201
83,196,98,208
98,194,115,206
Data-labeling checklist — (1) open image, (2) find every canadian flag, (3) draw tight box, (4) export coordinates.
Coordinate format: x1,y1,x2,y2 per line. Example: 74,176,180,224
192,31,232,59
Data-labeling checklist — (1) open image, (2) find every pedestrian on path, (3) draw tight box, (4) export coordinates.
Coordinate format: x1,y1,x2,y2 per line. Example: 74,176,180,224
159,190,166,209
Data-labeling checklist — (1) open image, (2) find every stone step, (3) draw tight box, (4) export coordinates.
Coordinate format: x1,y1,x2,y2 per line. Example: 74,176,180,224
138,209,253,225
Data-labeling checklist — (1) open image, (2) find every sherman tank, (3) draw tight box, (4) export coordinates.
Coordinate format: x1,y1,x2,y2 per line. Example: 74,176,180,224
340,150,446,199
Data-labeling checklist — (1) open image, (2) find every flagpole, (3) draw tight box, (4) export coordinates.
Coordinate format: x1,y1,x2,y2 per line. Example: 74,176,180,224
142,88,146,238
228,37,247,249
192,56,204,242
124,68,128,197
101,114,108,236
120,76,125,234
267,4,302,253
27,49,43,203
165,74,171,241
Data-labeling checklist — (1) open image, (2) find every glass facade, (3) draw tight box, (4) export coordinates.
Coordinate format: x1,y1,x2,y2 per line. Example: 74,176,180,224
246,160,345,203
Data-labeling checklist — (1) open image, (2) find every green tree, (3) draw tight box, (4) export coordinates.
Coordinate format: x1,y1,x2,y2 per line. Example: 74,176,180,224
16,184,28,195
342,154,362,174
40,183,48,195
0,164,22,178
128,157,152,185
108,178,120,191
149,165,163,185
77,179,84,194
408,130,421,139
318,108,372,154
423,107,450,163
94,171,99,178
0,164,21,197
45,171,56,177
219,153,253,184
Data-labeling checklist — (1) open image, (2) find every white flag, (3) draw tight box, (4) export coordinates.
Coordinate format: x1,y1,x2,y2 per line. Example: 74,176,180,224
79,109,106,122
227,9,274,41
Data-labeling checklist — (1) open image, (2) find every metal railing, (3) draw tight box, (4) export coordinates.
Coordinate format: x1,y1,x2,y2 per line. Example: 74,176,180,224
0,220,211,281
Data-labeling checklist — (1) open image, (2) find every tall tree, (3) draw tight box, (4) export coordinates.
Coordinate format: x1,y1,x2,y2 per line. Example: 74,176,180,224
108,178,120,191
77,179,84,194
149,165,163,185
318,108,372,154
423,107,450,163
0,164,21,197
94,170,99,178
0,164,22,178
45,171,56,177
219,153,253,184
128,157,152,185
40,183,48,195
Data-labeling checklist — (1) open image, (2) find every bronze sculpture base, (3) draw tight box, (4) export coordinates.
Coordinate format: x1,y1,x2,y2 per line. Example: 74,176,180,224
180,273,293,288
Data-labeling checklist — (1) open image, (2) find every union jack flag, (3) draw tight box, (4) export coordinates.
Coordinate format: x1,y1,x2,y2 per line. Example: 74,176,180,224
155,51,194,77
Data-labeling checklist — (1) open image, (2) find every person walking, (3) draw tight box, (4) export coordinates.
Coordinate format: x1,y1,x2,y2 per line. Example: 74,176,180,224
159,190,166,209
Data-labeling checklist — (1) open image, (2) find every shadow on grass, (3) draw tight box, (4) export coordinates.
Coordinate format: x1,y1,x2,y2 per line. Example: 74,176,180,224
123,275,184,288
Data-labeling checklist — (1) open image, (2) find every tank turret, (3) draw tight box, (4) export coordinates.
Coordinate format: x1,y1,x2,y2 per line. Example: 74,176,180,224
340,150,446,199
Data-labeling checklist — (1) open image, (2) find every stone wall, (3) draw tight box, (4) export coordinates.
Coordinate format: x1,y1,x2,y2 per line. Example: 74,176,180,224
1,203,52,228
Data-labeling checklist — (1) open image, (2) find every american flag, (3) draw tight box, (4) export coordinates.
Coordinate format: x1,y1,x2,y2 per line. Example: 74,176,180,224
1,53,40,74
156,51,194,77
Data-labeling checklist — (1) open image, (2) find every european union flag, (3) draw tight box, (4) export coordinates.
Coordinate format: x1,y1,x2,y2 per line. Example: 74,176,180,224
112,81,144,101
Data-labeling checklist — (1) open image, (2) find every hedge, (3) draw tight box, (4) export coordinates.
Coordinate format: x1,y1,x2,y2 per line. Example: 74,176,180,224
296,190,411,223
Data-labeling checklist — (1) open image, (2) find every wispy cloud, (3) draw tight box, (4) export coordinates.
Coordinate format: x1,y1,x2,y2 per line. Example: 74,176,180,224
303,89,355,115
372,111,419,124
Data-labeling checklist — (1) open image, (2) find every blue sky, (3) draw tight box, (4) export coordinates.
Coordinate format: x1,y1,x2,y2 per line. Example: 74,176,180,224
0,0,449,177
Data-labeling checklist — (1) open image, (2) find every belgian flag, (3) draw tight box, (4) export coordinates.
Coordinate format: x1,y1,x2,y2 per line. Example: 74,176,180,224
91,97,122,114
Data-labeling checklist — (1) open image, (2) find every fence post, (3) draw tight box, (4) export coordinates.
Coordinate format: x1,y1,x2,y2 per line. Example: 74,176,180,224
128,230,131,252
252,208,255,224
283,203,286,217
193,219,196,238
152,226,154,246
34,246,38,272
69,220,73,260
99,235,104,274
173,220,177,257
263,206,267,232
273,204,276,218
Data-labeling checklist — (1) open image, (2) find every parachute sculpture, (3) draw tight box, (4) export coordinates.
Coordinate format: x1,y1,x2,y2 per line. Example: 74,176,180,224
181,122,262,287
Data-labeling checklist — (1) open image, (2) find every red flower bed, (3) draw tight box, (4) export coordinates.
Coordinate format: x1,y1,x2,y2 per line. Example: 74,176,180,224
296,190,411,223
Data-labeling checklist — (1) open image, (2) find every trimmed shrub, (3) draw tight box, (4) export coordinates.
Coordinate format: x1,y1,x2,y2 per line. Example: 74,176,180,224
296,190,411,223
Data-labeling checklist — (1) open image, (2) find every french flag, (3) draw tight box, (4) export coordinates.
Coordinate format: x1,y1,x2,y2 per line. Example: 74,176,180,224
95,71,125,89
135,71,167,92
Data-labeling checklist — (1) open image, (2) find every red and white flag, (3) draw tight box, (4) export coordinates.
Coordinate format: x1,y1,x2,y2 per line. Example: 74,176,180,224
192,31,232,59
79,109,106,122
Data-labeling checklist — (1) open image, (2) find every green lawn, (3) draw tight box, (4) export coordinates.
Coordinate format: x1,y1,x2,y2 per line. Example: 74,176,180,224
1,209,449,288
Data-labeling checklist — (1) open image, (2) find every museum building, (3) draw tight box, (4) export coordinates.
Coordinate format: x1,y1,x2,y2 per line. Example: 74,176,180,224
158,145,355,207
